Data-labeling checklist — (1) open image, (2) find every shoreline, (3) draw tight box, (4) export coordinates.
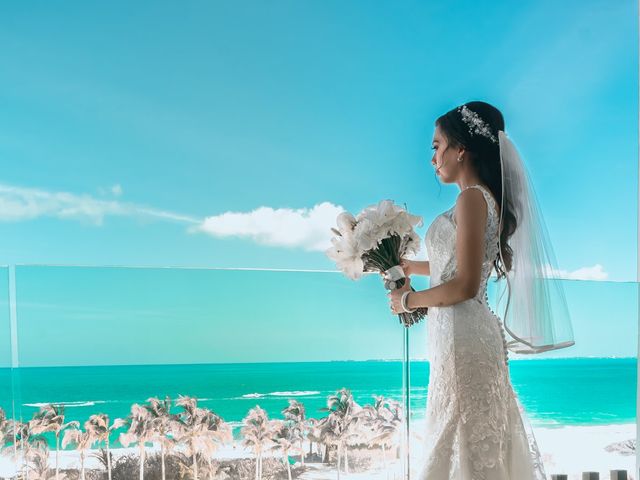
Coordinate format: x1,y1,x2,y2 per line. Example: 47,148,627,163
0,422,635,479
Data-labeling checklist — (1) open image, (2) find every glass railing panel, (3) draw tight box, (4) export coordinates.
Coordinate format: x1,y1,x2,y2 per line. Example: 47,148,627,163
13,265,409,480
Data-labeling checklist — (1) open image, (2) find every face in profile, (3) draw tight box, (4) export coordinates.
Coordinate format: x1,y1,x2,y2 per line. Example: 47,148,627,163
431,125,460,183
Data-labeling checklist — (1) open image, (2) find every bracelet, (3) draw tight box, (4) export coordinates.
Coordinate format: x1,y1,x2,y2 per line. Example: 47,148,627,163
401,291,417,313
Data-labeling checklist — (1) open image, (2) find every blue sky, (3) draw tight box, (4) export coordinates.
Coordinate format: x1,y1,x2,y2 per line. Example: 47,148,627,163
0,1,637,364
0,0,636,282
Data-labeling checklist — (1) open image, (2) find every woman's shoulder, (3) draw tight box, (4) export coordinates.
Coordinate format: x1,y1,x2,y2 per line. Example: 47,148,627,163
451,187,490,227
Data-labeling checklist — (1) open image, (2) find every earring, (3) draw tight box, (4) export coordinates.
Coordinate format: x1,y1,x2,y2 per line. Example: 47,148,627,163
457,155,463,162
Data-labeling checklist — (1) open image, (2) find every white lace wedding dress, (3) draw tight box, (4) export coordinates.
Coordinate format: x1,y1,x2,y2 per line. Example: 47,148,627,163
418,184,546,480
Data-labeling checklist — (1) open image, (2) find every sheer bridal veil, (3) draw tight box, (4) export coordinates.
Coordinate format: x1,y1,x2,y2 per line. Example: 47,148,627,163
496,129,575,354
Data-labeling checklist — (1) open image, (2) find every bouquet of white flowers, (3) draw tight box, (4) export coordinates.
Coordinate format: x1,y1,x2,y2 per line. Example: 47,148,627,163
325,199,429,327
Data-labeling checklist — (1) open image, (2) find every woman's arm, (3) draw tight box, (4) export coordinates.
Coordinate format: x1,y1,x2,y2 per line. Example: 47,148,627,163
405,188,487,309
409,260,430,276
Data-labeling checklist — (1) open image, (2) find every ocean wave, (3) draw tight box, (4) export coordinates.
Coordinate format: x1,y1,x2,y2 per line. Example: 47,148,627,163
24,400,108,408
241,391,320,399
530,418,563,427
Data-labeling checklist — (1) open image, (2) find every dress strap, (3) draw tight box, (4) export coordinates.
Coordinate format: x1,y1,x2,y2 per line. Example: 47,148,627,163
462,184,498,219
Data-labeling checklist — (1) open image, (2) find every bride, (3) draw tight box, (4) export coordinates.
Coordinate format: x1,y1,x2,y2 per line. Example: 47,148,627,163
387,101,575,479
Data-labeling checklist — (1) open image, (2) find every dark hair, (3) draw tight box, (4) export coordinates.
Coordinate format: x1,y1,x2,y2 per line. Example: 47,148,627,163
435,100,515,280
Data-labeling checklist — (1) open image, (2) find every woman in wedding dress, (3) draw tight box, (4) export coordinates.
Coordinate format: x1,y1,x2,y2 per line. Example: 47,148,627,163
388,101,573,479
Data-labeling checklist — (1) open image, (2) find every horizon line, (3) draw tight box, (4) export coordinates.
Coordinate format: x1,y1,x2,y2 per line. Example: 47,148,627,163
6,356,636,369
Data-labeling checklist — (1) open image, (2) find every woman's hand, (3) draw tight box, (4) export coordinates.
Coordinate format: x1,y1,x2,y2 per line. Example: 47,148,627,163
387,277,412,315
400,258,414,277
378,258,414,281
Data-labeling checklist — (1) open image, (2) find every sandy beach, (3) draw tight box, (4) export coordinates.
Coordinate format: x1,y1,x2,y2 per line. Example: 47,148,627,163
534,424,636,480
0,423,634,479
406,422,636,480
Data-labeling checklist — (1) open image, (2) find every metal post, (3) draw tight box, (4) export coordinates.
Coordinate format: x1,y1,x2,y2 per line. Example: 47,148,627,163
636,0,640,470
636,1,640,475
402,322,411,480
8,265,21,476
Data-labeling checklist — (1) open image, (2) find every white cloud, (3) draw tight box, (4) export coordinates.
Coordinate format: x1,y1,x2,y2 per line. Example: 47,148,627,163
111,184,123,196
544,263,608,281
0,183,611,279
190,202,346,252
0,184,346,253
0,183,198,226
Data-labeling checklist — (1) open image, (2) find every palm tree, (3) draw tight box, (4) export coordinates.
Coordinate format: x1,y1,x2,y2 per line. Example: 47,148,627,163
15,420,49,480
8,420,27,479
90,448,114,477
144,396,176,480
282,399,307,465
85,413,125,480
318,415,341,474
173,395,232,480
0,407,16,458
0,408,8,449
305,417,323,460
29,403,80,480
25,444,51,480
173,395,203,480
1,417,23,472
118,403,155,480
356,396,402,469
240,405,273,480
199,407,233,480
61,424,94,480
319,388,363,479
269,419,297,480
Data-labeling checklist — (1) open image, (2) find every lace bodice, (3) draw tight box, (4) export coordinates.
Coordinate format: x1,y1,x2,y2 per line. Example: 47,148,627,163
425,184,501,304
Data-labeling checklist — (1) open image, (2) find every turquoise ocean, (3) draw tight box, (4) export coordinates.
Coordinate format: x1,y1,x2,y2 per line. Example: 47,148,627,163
0,357,635,444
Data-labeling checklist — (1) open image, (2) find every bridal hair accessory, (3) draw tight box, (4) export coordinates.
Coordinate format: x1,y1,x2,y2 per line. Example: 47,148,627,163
496,128,575,354
325,200,428,327
458,105,498,144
